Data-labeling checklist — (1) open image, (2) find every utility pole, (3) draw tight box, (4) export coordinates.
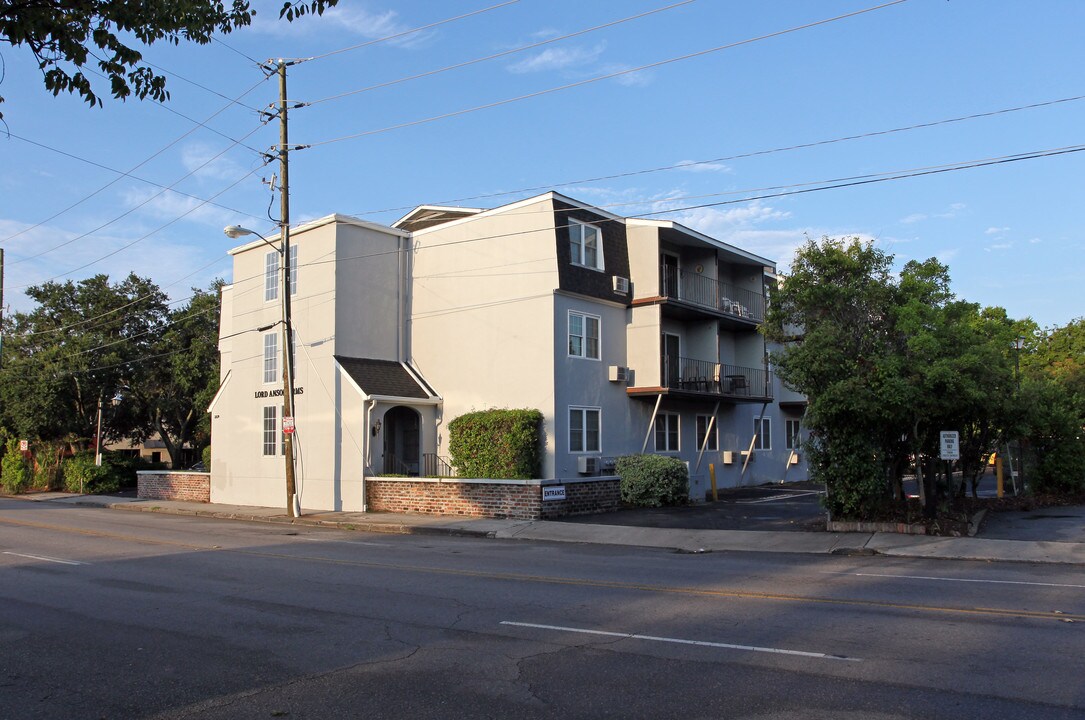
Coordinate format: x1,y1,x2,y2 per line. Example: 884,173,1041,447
277,59,299,518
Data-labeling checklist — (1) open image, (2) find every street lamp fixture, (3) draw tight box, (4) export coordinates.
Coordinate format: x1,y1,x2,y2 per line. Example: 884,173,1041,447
223,224,300,517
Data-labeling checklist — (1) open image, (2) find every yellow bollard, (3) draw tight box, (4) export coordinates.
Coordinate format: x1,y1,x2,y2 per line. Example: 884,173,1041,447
996,456,1004,498
709,463,718,502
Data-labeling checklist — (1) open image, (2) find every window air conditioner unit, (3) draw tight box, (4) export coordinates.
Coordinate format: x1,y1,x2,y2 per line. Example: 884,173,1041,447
577,456,598,474
721,451,734,465
608,365,628,383
612,275,630,294
600,457,617,471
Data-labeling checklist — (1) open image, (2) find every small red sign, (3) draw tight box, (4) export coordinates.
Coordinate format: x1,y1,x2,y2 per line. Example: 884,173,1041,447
19,440,29,452
282,416,295,434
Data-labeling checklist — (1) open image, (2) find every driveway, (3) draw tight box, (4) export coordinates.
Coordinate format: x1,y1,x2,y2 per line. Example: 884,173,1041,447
558,482,827,532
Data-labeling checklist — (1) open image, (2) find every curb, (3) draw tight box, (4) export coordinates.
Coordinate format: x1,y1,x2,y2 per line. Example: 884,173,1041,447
94,500,496,539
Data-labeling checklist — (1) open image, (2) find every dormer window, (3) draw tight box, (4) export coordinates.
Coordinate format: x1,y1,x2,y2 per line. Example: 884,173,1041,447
569,219,603,270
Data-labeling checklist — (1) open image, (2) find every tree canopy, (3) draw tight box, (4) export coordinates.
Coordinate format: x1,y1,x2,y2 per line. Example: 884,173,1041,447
0,0,338,120
764,237,1083,520
0,273,220,468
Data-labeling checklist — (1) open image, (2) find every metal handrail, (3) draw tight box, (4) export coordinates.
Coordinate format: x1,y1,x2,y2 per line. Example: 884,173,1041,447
659,266,764,322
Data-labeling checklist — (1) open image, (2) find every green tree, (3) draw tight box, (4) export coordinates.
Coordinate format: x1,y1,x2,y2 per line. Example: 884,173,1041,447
126,284,221,466
0,273,168,447
765,237,1022,519
0,0,338,120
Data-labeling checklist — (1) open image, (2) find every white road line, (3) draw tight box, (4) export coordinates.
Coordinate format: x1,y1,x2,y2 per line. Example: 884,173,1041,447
500,621,861,662
2,551,86,566
735,490,824,504
851,572,1085,589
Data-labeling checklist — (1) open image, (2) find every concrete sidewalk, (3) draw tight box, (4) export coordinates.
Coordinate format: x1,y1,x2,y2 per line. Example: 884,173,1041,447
11,491,1085,566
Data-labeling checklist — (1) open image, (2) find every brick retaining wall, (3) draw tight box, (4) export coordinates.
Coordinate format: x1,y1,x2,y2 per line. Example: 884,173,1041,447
366,477,620,520
137,471,210,503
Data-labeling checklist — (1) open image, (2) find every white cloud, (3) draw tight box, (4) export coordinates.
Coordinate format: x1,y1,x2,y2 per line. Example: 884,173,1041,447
985,226,1010,235
1028,237,1042,244
120,186,235,227
984,242,1013,252
507,43,605,73
674,160,731,174
936,248,961,264
604,63,653,87
248,3,430,46
900,213,927,224
180,142,248,183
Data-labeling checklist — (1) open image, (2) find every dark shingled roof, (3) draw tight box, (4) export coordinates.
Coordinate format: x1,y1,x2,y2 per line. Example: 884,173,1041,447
335,356,432,399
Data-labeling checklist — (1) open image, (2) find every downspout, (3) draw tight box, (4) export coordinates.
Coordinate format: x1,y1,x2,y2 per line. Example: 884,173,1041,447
363,397,377,511
641,394,664,453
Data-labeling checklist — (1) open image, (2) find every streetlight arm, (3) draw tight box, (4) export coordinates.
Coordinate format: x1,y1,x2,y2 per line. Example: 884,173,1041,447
223,226,282,255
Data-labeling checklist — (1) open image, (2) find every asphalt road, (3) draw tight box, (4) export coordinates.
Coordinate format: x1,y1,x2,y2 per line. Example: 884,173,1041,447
2,498,1084,719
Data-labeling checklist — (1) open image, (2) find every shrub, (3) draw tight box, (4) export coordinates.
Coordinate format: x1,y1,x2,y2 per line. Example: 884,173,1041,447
616,454,689,507
1,439,32,494
32,441,67,490
448,408,543,479
62,453,120,494
202,445,212,469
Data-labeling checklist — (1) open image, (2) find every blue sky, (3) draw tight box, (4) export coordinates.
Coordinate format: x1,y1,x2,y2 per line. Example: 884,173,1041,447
1,0,1082,328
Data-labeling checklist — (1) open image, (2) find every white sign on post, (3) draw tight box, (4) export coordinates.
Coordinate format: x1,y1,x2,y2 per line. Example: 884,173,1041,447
939,431,960,461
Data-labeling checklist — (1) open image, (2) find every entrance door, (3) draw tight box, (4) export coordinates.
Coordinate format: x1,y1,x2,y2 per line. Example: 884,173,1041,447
383,406,421,476
662,333,681,388
660,252,679,298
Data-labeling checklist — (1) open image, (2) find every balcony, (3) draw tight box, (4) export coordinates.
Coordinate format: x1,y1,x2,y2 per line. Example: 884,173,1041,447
628,355,773,402
649,266,764,325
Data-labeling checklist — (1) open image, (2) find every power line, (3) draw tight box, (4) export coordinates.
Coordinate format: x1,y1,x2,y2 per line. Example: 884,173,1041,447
1,76,271,248
12,139,1080,346
304,0,696,107
349,93,1085,218
302,1,522,63
305,0,910,148
8,161,267,291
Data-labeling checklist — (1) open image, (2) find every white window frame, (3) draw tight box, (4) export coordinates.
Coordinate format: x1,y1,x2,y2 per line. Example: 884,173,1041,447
754,416,771,451
785,419,801,450
568,310,601,360
569,219,604,270
262,406,277,456
288,244,298,296
264,250,279,302
569,406,601,453
655,412,680,453
263,332,278,384
696,415,718,451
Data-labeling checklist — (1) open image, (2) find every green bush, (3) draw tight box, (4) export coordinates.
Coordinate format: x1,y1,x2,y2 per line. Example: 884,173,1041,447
32,441,67,490
448,408,543,479
1,439,32,494
62,453,120,495
202,445,212,469
616,454,689,507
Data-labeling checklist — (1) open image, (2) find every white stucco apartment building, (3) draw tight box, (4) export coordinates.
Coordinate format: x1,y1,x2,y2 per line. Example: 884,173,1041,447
209,192,807,512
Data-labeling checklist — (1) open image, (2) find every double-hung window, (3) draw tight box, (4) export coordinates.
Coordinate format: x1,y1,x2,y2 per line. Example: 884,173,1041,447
288,245,298,296
754,417,771,451
569,219,603,270
264,250,279,302
655,413,680,452
262,406,277,456
263,333,278,383
568,311,600,359
569,407,601,453
785,419,801,450
696,415,718,451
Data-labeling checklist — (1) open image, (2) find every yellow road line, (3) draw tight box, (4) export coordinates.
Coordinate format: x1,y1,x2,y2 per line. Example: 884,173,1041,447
3,513,1082,623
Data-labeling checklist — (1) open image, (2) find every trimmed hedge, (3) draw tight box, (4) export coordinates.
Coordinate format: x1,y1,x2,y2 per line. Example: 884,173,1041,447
616,454,689,507
448,408,543,479
62,452,120,494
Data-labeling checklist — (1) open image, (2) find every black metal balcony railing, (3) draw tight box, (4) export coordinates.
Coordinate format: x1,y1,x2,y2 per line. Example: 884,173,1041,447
660,266,764,322
661,355,773,398
422,453,456,478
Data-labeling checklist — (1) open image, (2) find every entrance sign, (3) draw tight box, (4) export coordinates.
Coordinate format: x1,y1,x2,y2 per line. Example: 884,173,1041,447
939,431,960,461
283,416,296,434
542,486,566,501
